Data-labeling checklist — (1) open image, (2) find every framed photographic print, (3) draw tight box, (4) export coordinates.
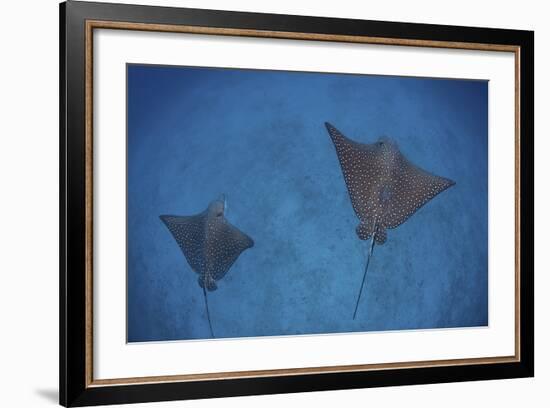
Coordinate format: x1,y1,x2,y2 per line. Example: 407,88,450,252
59,1,534,406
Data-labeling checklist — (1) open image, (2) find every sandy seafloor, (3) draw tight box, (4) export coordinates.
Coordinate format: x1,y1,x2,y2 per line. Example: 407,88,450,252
126,64,488,342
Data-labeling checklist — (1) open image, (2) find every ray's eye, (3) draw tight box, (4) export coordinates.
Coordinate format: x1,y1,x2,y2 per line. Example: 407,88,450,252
378,141,384,147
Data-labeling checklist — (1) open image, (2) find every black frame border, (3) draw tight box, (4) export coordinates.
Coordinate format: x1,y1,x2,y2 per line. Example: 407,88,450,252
60,1,534,406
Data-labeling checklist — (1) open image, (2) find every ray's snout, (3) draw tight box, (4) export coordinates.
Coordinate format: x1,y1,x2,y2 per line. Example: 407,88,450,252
208,196,226,217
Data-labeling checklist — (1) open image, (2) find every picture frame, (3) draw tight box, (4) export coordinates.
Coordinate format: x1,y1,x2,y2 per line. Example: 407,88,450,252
59,1,534,406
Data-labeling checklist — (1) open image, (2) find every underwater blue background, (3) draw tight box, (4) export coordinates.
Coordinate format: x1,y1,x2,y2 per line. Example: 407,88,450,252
127,64,488,342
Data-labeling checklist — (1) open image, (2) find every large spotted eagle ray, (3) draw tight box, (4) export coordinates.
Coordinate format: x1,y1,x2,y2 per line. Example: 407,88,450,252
325,122,455,319
160,195,254,337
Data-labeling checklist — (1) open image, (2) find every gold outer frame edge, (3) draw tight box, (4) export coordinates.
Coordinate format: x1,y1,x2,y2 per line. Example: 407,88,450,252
85,20,94,388
84,20,521,388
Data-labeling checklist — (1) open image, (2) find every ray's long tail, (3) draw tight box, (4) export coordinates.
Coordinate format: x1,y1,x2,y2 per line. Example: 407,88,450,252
202,286,215,338
353,234,376,319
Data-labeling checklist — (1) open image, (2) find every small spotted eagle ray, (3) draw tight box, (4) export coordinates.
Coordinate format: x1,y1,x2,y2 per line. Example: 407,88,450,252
325,122,455,319
160,195,254,337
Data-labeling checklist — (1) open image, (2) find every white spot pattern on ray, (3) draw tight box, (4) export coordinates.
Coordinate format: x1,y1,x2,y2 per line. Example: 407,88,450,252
325,122,455,245
160,197,254,291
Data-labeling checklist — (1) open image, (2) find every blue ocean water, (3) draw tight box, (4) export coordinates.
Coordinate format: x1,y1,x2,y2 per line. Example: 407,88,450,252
127,64,488,342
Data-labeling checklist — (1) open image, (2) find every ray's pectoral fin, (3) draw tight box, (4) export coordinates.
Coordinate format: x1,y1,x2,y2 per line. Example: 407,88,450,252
385,161,456,229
